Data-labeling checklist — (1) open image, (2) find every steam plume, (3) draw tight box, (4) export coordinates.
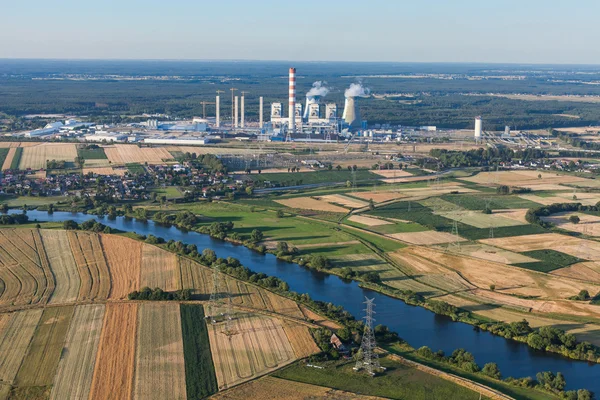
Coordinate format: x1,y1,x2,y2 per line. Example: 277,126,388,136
344,83,370,98
306,81,330,98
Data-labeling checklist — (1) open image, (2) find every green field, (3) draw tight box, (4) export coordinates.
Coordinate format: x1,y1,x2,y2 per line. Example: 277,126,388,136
515,249,582,273
441,194,541,210
246,169,379,185
126,163,145,174
0,195,67,208
77,147,107,160
0,148,9,168
151,186,182,199
343,218,428,235
180,305,218,399
10,147,22,169
273,357,485,400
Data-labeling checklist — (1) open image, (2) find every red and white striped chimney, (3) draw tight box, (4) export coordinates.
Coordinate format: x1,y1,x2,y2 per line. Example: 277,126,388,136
288,67,296,133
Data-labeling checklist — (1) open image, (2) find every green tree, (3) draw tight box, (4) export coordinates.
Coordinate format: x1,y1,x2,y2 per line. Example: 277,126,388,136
569,215,581,224
368,198,375,211
482,362,501,379
245,186,254,196
250,229,264,243
63,220,79,230
202,248,217,264
276,209,284,218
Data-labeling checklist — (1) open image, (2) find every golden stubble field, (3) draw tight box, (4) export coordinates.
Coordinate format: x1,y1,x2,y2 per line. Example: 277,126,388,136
18,143,78,170
104,144,173,165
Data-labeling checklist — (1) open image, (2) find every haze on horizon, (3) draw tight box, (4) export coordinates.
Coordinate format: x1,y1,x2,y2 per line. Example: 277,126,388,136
2,0,600,65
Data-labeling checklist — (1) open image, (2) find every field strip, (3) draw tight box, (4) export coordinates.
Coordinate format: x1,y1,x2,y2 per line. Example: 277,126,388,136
0,309,43,384
101,234,142,300
67,232,111,301
89,303,138,400
50,304,105,400
133,303,187,400
141,244,180,291
275,197,348,213
1,148,16,170
31,229,56,304
387,231,467,245
347,215,393,226
18,143,77,170
15,306,74,386
41,230,80,304
281,321,320,359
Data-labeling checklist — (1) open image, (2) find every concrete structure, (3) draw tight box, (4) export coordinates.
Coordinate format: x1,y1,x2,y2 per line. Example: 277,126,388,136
271,103,282,119
474,116,482,141
240,94,245,128
234,96,239,128
289,67,296,134
325,103,337,119
259,97,264,128
84,132,128,142
144,136,214,145
216,95,220,128
342,97,361,128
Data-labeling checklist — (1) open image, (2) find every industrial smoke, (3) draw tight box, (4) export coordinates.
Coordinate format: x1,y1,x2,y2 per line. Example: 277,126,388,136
306,81,330,99
344,83,370,98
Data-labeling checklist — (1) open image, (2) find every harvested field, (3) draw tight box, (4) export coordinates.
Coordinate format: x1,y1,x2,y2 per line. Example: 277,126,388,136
0,309,43,384
451,244,538,264
462,170,587,187
104,144,173,165
481,233,600,260
320,194,368,208
299,306,341,330
275,197,347,213
281,322,320,359
179,257,212,298
40,230,80,304
15,306,74,386
211,376,385,400
18,143,78,170
89,303,138,400
380,175,434,184
67,231,111,300
168,145,267,156
541,212,600,236
519,194,600,206
82,167,126,176
261,290,305,319
436,210,525,228
50,304,105,400
1,148,16,170
350,191,407,203
492,209,529,224
371,169,413,178
101,234,141,299
0,229,54,306
347,215,393,226
140,244,180,291
551,261,600,284
208,314,296,390
387,230,467,245
134,303,186,400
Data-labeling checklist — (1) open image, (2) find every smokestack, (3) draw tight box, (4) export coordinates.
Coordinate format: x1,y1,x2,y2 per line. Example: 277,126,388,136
342,97,361,128
241,94,245,128
216,95,220,128
259,97,264,128
289,67,296,133
234,96,239,128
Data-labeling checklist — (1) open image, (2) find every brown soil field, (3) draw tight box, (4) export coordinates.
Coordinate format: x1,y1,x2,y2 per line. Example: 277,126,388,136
481,233,600,260
350,191,407,203
50,304,105,400
40,230,80,304
371,169,413,178
15,306,74,386
364,186,478,202
100,234,142,299
261,290,305,319
0,309,43,384
133,303,186,400
0,142,38,148
541,212,600,236
140,244,180,291
18,143,78,170
320,194,367,208
0,229,54,307
1,147,16,170
179,257,212,297
82,167,126,176
104,144,173,165
89,303,138,400
281,322,320,359
492,209,529,224
387,231,467,245
380,175,434,184
299,306,341,330
275,197,347,213
208,314,296,390
450,244,538,265
348,215,393,226
211,376,386,400
551,262,600,284
462,170,587,187
294,240,360,249
67,231,111,300
519,194,600,206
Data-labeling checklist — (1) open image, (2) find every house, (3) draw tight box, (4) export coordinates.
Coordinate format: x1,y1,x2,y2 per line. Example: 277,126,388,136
330,334,347,353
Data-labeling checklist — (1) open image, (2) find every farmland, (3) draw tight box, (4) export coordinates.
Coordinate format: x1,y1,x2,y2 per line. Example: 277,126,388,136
104,144,173,165
40,230,80,304
67,231,111,300
101,234,142,299
17,143,77,170
140,244,180,291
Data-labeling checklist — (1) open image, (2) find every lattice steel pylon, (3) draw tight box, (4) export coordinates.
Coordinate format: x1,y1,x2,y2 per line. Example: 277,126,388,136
207,263,235,331
448,220,461,251
207,263,222,323
354,297,384,376
285,125,292,142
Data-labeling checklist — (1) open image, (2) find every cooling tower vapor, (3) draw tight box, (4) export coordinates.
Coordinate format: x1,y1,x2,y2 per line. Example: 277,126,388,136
344,83,370,98
306,81,330,98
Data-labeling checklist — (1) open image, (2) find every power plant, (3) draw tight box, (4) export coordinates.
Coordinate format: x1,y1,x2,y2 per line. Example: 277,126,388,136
474,116,482,142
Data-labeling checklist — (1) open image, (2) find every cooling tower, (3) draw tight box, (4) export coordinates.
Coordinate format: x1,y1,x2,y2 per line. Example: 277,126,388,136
342,97,361,128
474,116,482,140
304,97,319,120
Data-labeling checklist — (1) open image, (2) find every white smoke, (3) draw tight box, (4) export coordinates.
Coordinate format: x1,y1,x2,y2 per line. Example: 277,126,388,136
306,81,330,98
344,83,370,98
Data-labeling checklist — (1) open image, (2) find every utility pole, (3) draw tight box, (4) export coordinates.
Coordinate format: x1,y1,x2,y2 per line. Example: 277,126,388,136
354,297,384,376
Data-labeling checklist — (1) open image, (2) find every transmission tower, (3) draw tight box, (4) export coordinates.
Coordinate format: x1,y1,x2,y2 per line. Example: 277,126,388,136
448,220,461,251
352,169,357,191
207,263,235,330
325,129,332,143
354,297,384,376
207,263,222,323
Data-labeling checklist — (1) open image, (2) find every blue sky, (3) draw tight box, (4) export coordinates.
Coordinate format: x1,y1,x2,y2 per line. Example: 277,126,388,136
2,0,599,63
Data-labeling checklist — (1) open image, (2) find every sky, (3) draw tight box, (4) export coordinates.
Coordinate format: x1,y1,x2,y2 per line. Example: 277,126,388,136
1,0,600,64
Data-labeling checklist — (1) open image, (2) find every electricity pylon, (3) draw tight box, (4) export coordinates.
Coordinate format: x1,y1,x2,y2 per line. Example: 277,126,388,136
354,297,385,376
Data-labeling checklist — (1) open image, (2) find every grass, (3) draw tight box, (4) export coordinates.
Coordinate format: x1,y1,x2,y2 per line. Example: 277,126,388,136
514,249,582,273
340,226,406,252
10,147,22,169
0,195,68,207
247,169,379,185
126,163,145,174
180,305,218,399
385,343,556,400
273,357,487,400
151,186,182,199
441,194,541,210
77,147,107,160
344,218,428,235
6,386,52,400
0,148,8,168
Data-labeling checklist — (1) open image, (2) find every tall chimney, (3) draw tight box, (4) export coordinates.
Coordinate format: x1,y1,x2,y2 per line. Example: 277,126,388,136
241,94,245,128
234,96,239,128
216,95,220,128
259,96,264,128
289,67,296,134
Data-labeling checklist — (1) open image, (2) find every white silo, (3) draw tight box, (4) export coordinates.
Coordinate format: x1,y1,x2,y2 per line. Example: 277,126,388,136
474,117,482,141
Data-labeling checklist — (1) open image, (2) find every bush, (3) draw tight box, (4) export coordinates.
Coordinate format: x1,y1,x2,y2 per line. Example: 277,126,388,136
570,215,581,224
482,362,501,379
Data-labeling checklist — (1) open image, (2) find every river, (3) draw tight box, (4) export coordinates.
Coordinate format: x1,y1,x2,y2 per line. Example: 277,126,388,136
12,210,599,392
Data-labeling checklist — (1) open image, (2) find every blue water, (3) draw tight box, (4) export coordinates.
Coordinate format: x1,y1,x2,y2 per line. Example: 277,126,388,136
13,210,599,391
